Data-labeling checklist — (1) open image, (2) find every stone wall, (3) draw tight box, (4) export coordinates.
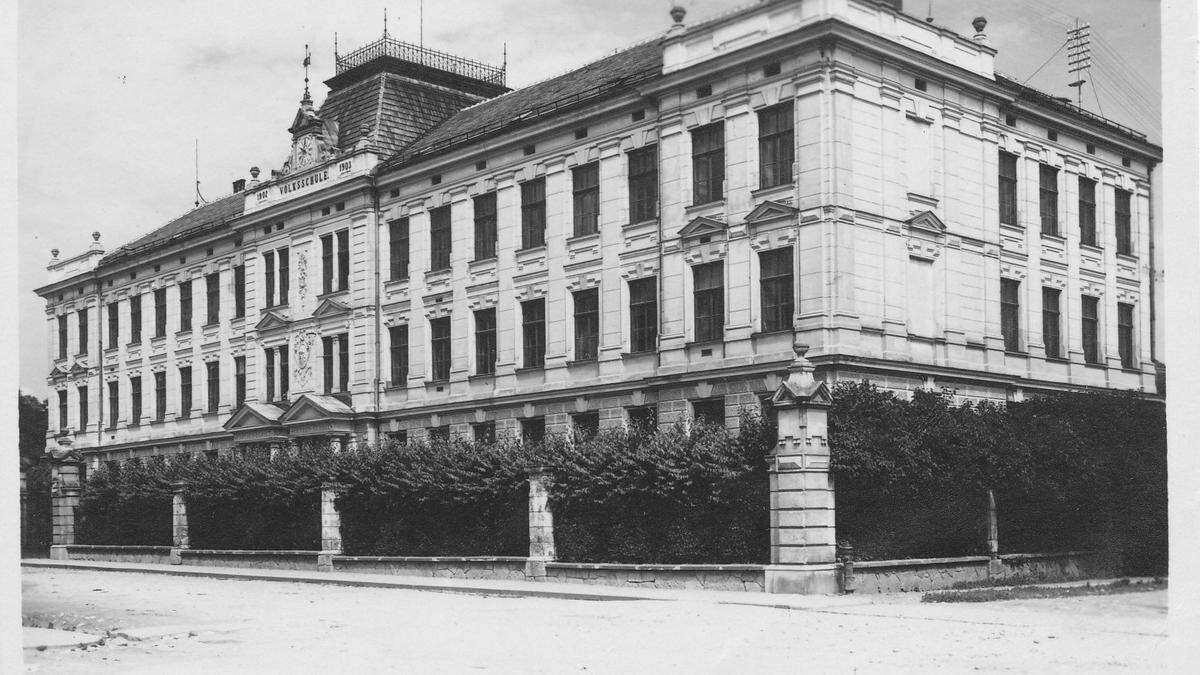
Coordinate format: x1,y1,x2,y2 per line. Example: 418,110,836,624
333,556,530,581
177,549,321,571
52,544,174,565
545,563,766,592
849,552,1108,594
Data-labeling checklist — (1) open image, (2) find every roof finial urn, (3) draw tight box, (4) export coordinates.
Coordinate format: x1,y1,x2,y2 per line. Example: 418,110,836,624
50,248,59,259
670,6,687,25
972,16,990,46
91,231,101,242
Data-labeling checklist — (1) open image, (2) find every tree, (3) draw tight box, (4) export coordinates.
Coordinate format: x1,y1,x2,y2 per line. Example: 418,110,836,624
19,391,48,467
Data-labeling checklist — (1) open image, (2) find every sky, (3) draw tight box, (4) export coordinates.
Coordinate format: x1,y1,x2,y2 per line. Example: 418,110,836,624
16,0,1162,395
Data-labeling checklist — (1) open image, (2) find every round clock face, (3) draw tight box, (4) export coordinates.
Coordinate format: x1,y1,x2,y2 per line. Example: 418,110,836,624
293,135,317,169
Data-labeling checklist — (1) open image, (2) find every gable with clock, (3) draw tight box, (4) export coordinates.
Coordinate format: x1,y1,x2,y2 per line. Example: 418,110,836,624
279,99,341,176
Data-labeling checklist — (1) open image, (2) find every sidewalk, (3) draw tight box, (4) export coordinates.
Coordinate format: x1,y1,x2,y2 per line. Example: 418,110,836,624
21,557,861,609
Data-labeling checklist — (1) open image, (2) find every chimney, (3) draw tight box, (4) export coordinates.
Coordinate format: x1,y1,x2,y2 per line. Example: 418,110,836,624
232,178,247,193
972,16,990,47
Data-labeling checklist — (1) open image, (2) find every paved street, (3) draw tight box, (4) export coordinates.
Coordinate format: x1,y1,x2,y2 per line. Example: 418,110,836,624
21,566,1166,673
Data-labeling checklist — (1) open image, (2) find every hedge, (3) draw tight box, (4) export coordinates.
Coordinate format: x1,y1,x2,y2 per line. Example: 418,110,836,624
829,381,1167,574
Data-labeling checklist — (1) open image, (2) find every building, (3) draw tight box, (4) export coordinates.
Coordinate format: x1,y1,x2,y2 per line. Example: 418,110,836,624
37,0,1162,473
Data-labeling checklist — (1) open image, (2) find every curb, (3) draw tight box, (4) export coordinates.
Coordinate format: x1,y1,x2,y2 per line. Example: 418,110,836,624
21,559,670,603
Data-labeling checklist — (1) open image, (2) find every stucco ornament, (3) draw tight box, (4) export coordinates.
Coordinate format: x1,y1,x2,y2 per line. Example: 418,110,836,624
293,330,316,388
296,251,308,298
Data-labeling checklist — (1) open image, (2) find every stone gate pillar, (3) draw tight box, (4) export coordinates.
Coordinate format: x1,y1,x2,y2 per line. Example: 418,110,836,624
526,467,556,580
48,448,84,559
170,480,188,559
318,484,342,571
764,344,838,594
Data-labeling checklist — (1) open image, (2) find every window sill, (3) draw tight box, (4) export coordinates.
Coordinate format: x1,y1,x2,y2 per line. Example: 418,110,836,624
1040,232,1065,243
469,257,497,267
1116,252,1138,263
685,199,725,213
424,379,450,386
175,330,192,339
468,373,496,382
751,182,794,198
1083,362,1107,370
1004,350,1028,358
623,218,659,230
126,342,142,349
264,303,290,311
201,323,220,331
150,419,166,427
151,335,167,343
1044,355,1069,363
621,350,656,359
174,414,192,422
751,329,793,339
566,232,600,246
316,291,348,301
127,423,141,430
74,352,89,360
203,412,220,420
566,358,598,367
999,221,1022,229
104,347,119,355
516,245,547,257
1080,243,1103,254
685,339,724,349
385,276,411,286
515,366,545,374
425,268,452,278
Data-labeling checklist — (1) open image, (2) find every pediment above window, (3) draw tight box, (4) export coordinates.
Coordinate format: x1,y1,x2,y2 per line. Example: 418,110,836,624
744,200,798,227
223,401,286,431
313,297,351,319
677,216,727,242
255,310,291,332
904,210,947,236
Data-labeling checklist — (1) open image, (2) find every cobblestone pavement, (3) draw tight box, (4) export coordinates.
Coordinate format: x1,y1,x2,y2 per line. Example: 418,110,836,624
21,567,1166,673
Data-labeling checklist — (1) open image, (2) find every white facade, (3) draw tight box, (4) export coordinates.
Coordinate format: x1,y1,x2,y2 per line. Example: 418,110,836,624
36,0,1162,465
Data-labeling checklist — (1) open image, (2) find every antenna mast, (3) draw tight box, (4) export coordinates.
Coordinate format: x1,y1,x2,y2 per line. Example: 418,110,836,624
1066,20,1092,107
420,0,424,47
194,139,207,207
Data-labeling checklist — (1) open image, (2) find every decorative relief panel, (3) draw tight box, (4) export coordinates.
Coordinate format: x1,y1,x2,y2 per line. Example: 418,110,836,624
292,330,316,389
1040,272,1067,289
466,294,499,311
564,271,602,292
999,262,1028,281
1115,287,1139,304
1079,249,1103,274
620,260,659,281
514,283,548,303
1080,279,1105,297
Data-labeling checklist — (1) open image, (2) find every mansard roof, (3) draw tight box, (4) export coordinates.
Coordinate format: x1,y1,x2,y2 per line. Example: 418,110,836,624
99,192,244,268
383,41,662,170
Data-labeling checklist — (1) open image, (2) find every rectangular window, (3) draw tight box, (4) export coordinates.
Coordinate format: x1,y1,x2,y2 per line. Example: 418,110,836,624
336,230,349,292
130,376,142,425
206,361,219,413
627,405,657,432
107,301,119,348
572,162,600,236
1118,302,1135,369
108,381,119,429
473,421,496,445
179,279,192,332
154,288,167,338
322,336,333,392
233,265,246,318
573,288,599,361
279,246,291,305
389,218,410,280
78,385,88,430
265,347,276,401
321,234,333,294
130,295,142,344
180,366,192,416
759,247,794,332
758,102,795,189
280,346,289,399
1039,164,1059,235
154,371,166,421
1042,288,1061,359
572,412,600,438
1078,177,1097,246
629,277,658,353
1082,295,1100,364
521,417,546,445
691,122,725,204
338,334,349,392
999,151,1018,225
57,315,67,359
58,390,67,431
389,325,409,386
692,398,725,427
475,308,497,375
1115,189,1133,255
1001,278,1021,352
522,299,546,368
265,249,277,306
76,308,88,355
205,272,220,324
693,262,724,342
628,145,658,224
234,356,246,406
430,206,452,271
430,317,452,381
473,193,498,260
521,178,546,249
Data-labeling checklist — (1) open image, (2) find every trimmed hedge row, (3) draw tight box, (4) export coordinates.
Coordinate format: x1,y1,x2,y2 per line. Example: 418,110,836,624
829,382,1166,574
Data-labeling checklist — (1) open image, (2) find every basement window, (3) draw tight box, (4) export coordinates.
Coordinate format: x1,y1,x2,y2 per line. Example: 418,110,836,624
914,78,927,92
696,84,712,98
275,222,284,230
574,128,588,140
262,225,272,235
475,160,486,171
523,144,536,156
321,206,330,215
431,174,442,185
335,202,345,212
763,62,781,77
631,110,645,122
1004,114,1017,127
